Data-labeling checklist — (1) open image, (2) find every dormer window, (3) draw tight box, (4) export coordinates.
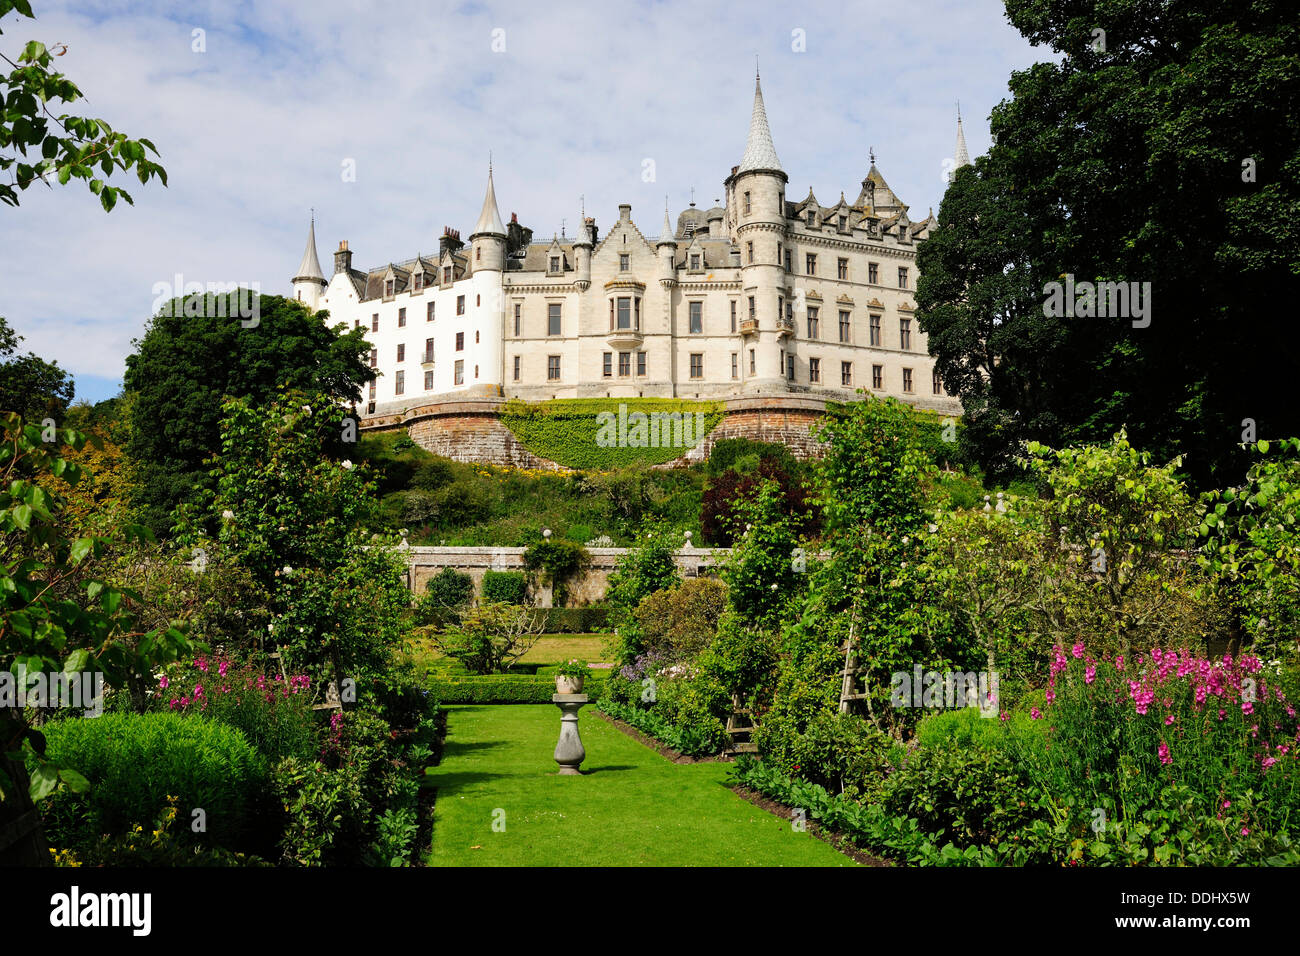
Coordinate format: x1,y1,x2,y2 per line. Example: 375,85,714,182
690,254,700,270
443,266,452,283
549,256,561,273
385,279,395,297
476,247,481,261
619,254,630,271
806,209,816,227
413,274,422,292
839,214,848,231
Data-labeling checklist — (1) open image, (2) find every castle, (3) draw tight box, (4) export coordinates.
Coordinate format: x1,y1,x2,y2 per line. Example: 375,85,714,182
291,74,967,464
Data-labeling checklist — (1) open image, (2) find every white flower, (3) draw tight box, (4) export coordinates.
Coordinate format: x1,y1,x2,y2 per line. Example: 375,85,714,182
282,565,293,577
301,404,312,415
221,509,235,522
341,459,354,470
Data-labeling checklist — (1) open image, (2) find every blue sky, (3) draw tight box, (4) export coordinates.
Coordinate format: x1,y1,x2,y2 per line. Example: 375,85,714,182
1,0,1043,404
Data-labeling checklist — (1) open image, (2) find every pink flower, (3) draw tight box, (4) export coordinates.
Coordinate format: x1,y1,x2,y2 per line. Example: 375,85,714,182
159,675,169,690
1165,714,1175,726
999,712,1010,722
193,684,204,698
1072,643,1084,659
1085,664,1096,685
1262,757,1278,770
218,661,229,677
1115,655,1125,669
1222,800,1231,809
1045,686,1056,706
195,658,208,672
1158,741,1171,765
1030,707,1042,720
1241,827,1250,836
1242,700,1254,716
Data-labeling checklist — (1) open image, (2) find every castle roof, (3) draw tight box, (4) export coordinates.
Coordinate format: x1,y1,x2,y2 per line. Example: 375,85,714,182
294,218,326,283
737,72,782,174
471,166,506,237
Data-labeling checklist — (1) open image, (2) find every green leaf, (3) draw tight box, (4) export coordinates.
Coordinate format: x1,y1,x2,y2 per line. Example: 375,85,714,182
29,763,59,802
58,768,90,793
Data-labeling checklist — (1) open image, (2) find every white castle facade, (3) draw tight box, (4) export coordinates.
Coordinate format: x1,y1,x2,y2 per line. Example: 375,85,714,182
291,75,967,421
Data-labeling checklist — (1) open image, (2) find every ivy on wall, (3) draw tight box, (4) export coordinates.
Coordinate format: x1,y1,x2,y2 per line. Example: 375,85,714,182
500,398,724,469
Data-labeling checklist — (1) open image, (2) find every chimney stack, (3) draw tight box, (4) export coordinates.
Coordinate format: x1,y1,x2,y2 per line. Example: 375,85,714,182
333,240,352,275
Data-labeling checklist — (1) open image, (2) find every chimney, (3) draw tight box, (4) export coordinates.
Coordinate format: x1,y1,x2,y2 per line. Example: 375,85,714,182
618,203,631,222
333,240,352,276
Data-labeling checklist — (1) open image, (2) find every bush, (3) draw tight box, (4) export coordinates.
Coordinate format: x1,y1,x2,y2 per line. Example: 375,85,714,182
754,709,896,801
633,577,728,660
481,569,528,605
914,707,1037,752
523,539,590,607
597,697,725,756
272,756,368,866
706,437,800,477
411,458,454,492
424,567,474,608
42,712,269,854
540,607,609,633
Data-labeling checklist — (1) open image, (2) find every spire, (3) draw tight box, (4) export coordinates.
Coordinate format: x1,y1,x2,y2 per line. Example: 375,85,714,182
657,200,677,246
953,106,971,171
293,215,326,283
471,163,506,236
573,206,593,246
737,70,783,174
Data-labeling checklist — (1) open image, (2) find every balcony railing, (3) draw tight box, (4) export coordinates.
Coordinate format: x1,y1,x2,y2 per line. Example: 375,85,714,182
739,317,759,335
421,351,435,364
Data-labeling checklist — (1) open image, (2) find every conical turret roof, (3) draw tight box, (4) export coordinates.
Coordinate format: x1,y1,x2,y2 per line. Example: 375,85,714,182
737,72,782,174
471,166,506,237
294,217,326,283
657,204,677,245
954,113,971,171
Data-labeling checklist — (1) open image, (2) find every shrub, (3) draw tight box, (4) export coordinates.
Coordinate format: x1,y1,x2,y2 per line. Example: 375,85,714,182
597,697,724,756
633,577,728,660
700,456,816,547
706,437,800,477
272,756,368,866
607,524,681,657
411,458,454,492
754,709,896,801
523,539,589,607
481,569,528,605
41,712,269,854
424,567,474,608
428,675,605,704
540,607,609,633
914,707,1037,752
433,602,543,675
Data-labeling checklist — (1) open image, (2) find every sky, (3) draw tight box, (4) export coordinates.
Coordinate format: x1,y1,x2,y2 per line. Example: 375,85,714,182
1,0,1044,404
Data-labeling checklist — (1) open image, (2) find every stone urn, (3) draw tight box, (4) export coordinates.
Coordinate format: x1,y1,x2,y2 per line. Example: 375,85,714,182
555,674,585,695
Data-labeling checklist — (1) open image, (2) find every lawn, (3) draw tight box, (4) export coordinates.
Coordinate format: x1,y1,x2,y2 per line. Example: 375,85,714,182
423,704,856,866
516,634,612,666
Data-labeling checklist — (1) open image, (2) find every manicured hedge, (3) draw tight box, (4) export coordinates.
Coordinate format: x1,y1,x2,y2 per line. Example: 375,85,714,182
428,674,605,704
481,570,528,604
499,398,724,469
540,606,609,633
41,712,269,852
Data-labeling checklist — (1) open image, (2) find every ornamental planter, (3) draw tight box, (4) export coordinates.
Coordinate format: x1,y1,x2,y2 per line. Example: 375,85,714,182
555,674,585,695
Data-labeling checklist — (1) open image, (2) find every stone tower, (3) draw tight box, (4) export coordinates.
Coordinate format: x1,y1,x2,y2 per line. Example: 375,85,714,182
291,216,328,310
467,166,507,395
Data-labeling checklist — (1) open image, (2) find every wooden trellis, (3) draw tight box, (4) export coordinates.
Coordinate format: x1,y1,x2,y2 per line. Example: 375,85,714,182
723,693,758,757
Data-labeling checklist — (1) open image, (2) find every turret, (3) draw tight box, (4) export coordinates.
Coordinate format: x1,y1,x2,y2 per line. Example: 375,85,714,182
655,203,677,287
469,165,507,274
573,210,593,291
292,216,328,310
724,70,789,393
466,165,506,397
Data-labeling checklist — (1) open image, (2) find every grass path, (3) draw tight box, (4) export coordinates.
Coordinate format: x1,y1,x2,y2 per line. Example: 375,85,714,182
423,705,855,867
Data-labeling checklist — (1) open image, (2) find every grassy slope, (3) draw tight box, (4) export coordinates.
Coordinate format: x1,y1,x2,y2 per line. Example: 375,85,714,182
424,705,855,867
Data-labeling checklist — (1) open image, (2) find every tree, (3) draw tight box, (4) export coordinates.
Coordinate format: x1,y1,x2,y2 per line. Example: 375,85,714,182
917,0,1300,489
433,602,543,675
606,520,682,664
124,294,373,535
0,315,73,420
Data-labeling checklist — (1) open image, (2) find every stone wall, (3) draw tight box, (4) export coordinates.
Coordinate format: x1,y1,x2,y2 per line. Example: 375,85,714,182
404,544,727,607
364,395,836,468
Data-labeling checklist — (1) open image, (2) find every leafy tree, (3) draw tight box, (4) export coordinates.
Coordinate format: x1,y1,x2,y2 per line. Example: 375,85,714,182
0,1,166,210
124,294,373,535
0,316,73,420
700,454,817,547
917,0,1300,488
606,520,682,664
0,414,194,864
720,479,804,631
433,602,543,675
632,576,728,661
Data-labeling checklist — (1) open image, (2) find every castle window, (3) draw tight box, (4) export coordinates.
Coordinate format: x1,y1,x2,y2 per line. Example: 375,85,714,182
616,298,632,331
868,262,879,284
635,298,641,330
933,368,943,395
689,353,703,379
619,254,630,272
778,296,783,324
743,191,751,214
424,370,434,390
749,349,756,374
548,303,562,335
870,314,881,346
807,307,819,339
398,307,406,327
476,295,480,307
731,353,738,379
748,296,756,321
786,300,793,324
455,360,464,385
475,330,480,344
413,274,422,292
619,351,631,376
550,255,561,273
837,258,848,280
456,295,465,315
513,303,520,335
746,241,754,264
455,332,464,351
786,353,795,380
806,253,817,275
898,267,908,289
839,310,851,343
841,361,853,386
372,313,379,332
809,357,821,383
385,279,395,297
839,214,847,231
427,302,435,321
872,364,883,389
806,209,816,227
900,318,912,350
689,301,702,334
395,370,405,395
637,351,646,376
603,352,612,378
424,338,435,363
903,367,913,392
547,355,561,380
777,244,783,266
444,266,452,283
476,247,481,262
396,343,405,362
513,356,521,381
368,382,376,400
784,248,792,271
474,365,478,378
730,300,737,333
690,253,700,270
369,348,377,369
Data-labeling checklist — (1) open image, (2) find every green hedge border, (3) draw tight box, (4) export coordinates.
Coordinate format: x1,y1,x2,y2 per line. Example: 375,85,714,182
428,674,606,704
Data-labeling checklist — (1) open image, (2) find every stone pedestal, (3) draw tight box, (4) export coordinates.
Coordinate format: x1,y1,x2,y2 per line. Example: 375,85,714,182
552,694,589,775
